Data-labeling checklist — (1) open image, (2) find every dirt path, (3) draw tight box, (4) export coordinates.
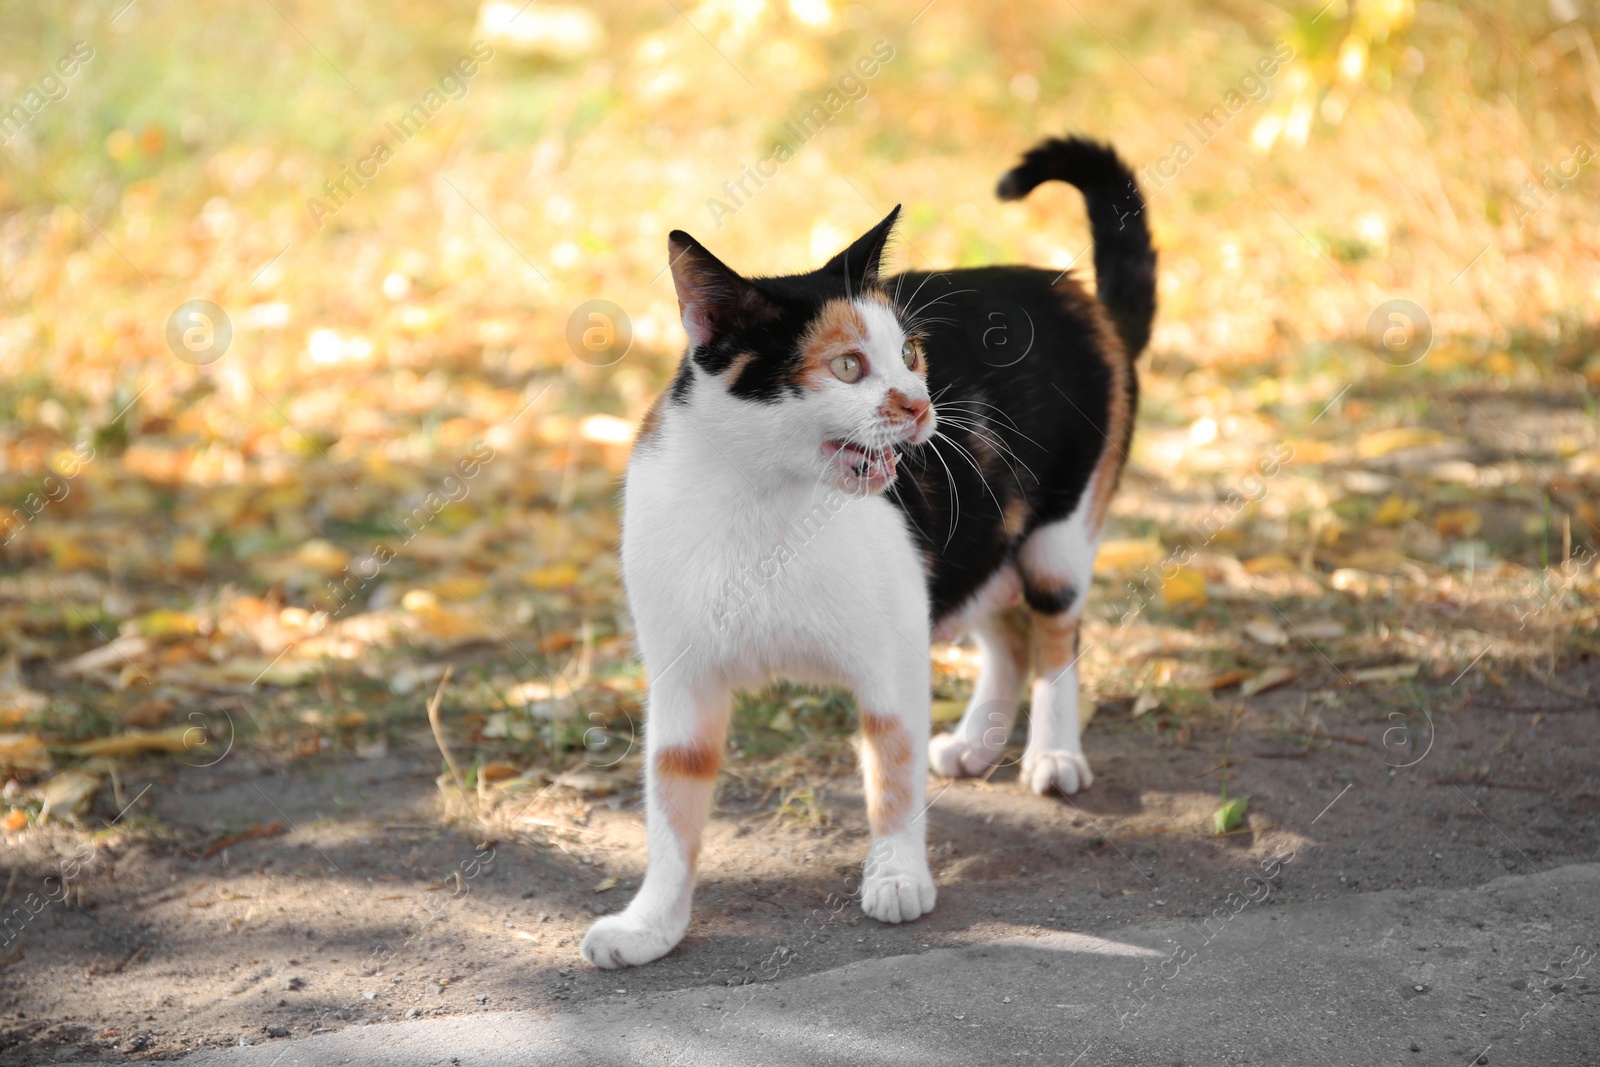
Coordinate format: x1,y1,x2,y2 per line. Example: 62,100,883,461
3,660,1596,1063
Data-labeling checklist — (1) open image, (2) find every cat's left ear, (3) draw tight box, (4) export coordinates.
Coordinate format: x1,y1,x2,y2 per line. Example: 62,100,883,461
823,205,901,292
668,229,778,351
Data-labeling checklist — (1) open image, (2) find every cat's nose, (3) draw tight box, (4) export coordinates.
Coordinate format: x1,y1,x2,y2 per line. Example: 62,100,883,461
888,390,930,425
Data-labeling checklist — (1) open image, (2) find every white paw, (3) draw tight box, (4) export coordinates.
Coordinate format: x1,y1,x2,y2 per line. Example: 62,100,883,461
860,861,937,924
1022,747,1094,796
580,912,683,969
929,731,996,778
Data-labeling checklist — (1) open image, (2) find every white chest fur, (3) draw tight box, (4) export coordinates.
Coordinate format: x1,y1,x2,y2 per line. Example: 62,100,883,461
621,408,930,692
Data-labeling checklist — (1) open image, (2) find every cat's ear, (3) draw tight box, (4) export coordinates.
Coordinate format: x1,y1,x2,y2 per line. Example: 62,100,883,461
823,205,901,292
667,230,775,350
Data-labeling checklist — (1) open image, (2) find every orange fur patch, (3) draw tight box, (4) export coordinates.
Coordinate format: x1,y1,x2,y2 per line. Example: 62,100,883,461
1032,612,1080,673
877,387,926,427
653,774,708,869
860,711,913,835
656,741,721,781
654,741,723,870
724,352,754,388
797,299,868,390
1002,494,1030,539
636,391,667,448
1056,280,1134,534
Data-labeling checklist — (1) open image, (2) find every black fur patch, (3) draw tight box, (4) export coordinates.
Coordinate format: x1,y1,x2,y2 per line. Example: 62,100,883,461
1021,575,1079,617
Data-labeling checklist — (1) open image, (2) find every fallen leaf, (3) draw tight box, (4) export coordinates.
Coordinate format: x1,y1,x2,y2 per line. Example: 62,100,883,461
294,539,351,577
130,609,202,639
1093,537,1164,575
172,534,209,576
1356,427,1444,459
1211,795,1250,835
1131,692,1162,718
552,769,627,796
1295,618,1346,641
1351,662,1420,684
1242,554,1298,575
1338,548,1409,572
1284,439,1337,463
1329,568,1372,595
61,635,152,675
71,725,204,758
0,734,52,776
0,655,50,726
203,821,287,860
592,876,618,893
1434,507,1483,538
40,770,100,823
3,810,26,831
44,534,100,571
479,762,521,781
165,657,318,687
1161,566,1208,608
125,697,176,728
505,680,558,706
1243,618,1288,647
768,709,795,732
1202,669,1253,692
525,564,581,590
1241,666,1296,696
1372,494,1418,526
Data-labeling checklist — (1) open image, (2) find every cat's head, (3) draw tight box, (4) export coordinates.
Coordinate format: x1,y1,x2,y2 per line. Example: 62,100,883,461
667,206,934,495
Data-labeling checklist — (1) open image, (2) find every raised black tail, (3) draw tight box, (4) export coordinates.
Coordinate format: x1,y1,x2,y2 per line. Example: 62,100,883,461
997,136,1157,357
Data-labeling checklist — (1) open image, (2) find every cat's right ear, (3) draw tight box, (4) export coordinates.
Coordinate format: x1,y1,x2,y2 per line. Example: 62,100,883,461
667,231,774,350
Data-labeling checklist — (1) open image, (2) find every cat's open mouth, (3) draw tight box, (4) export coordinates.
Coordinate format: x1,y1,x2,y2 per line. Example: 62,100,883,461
823,439,898,492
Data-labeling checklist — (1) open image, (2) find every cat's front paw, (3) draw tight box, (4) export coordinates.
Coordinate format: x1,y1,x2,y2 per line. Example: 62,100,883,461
1022,747,1094,796
580,912,683,969
860,861,937,924
928,731,996,778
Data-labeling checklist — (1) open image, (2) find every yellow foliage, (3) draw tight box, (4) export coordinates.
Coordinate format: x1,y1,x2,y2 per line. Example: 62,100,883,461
1356,428,1445,459
1161,566,1208,608
1094,538,1164,575
1372,494,1418,525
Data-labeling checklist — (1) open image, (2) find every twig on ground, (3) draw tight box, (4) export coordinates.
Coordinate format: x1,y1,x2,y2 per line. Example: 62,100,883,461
427,665,465,793
202,821,285,860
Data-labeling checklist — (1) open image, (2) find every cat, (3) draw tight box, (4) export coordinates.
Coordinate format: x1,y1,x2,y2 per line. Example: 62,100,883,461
581,135,1156,969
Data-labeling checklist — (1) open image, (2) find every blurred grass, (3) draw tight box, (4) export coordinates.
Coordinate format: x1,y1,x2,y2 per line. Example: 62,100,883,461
0,0,1597,811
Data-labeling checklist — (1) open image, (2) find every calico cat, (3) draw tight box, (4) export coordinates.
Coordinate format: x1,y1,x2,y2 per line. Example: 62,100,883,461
581,135,1155,969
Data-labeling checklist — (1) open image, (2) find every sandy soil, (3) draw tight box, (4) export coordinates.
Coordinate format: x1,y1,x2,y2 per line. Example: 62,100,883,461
2,658,1595,1063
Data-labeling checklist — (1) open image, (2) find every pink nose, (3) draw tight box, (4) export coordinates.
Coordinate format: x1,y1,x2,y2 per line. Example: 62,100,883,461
888,391,930,425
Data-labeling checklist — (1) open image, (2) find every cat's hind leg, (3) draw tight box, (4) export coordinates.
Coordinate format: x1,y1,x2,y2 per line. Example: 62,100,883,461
927,594,1030,778
1015,505,1098,796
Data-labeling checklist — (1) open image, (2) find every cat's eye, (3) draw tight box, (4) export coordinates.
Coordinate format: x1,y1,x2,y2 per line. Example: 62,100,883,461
901,339,919,370
830,353,864,383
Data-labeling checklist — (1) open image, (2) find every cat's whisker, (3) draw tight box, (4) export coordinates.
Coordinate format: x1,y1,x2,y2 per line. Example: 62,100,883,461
897,271,947,326
931,429,1007,516
935,403,1046,451
904,287,978,326
933,416,1041,491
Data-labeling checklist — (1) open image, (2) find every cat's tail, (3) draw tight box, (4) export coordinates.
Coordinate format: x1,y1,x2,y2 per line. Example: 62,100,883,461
996,135,1156,358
